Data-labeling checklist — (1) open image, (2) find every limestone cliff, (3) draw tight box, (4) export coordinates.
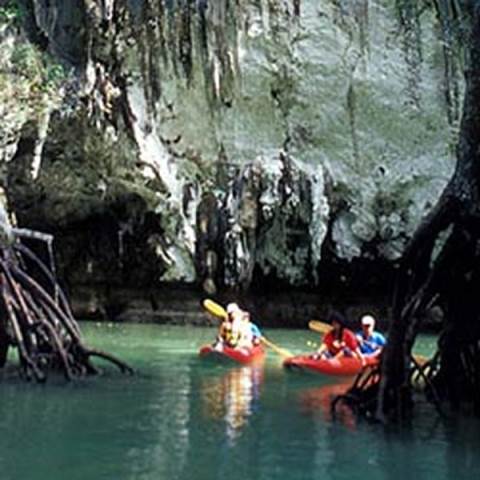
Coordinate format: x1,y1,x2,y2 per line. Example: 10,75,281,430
0,1,462,312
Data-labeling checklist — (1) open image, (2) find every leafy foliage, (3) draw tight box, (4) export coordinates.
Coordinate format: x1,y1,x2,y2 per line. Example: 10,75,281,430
0,1,21,24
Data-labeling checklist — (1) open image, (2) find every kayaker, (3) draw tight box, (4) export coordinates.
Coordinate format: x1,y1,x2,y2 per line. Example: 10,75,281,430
215,317,234,348
227,304,262,349
356,314,386,357
213,318,232,350
314,311,365,363
227,303,246,347
208,300,261,350
238,311,262,345
212,302,240,349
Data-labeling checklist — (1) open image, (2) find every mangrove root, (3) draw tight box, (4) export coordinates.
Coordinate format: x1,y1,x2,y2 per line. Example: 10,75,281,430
0,230,133,382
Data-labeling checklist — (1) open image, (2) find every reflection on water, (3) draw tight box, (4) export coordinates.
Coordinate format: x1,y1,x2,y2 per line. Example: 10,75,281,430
201,366,263,443
0,323,480,480
298,381,356,430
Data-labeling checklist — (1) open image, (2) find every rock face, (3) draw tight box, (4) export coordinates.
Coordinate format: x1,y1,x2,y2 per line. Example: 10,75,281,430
0,1,462,316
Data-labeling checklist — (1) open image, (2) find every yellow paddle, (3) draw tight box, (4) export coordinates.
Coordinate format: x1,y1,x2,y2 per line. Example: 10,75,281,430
259,336,293,358
308,319,429,364
308,320,332,334
202,298,293,358
203,298,228,319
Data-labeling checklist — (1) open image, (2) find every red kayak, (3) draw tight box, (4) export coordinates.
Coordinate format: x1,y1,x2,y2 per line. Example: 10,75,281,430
199,344,265,365
283,354,378,376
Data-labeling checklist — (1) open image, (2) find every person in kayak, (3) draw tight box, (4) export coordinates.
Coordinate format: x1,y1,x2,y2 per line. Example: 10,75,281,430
227,303,263,349
314,311,365,363
248,316,262,346
213,317,233,350
355,314,386,357
214,303,261,350
212,303,240,349
232,308,262,346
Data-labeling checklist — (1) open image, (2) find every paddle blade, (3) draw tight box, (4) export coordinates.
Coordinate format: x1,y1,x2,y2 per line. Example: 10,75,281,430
261,337,293,358
203,299,228,319
308,320,332,334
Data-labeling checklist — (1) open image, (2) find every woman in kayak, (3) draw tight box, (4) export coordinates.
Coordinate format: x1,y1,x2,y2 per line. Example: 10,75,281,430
314,311,365,364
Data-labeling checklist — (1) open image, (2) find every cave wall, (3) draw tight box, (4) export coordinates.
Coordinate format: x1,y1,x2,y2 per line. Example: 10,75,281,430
0,1,462,311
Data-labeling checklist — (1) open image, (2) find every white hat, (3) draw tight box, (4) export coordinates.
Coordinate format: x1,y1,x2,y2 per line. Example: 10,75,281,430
361,314,375,327
226,303,241,314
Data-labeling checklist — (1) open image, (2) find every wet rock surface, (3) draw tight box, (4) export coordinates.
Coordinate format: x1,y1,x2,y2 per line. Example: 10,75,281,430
1,1,461,322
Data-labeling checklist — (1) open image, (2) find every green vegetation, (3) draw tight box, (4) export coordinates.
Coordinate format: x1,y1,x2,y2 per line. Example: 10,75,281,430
0,1,21,24
1,0,66,105
10,45,66,92
0,19,67,154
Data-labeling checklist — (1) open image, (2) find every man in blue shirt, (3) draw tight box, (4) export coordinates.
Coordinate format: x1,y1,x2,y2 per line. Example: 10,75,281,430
356,314,386,357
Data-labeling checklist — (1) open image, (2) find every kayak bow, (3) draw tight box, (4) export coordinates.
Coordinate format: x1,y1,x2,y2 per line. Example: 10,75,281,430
283,354,378,376
199,344,266,365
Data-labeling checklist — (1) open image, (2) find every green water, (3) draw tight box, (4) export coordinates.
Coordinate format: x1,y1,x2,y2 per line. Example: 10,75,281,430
0,323,478,480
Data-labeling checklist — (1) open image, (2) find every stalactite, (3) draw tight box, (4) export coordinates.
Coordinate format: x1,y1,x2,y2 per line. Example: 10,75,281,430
433,0,464,129
178,0,194,82
137,1,159,118
154,0,169,67
357,0,370,58
167,1,180,78
145,0,163,103
396,0,424,109
196,0,209,60
346,77,360,166
293,0,301,17
330,0,370,62
219,151,329,289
